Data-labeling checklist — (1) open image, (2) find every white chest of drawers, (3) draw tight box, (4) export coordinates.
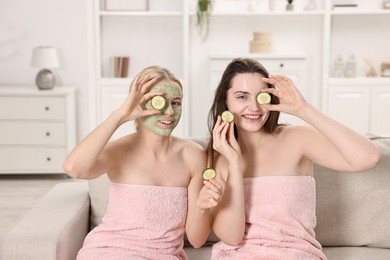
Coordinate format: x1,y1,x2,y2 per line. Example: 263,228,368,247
0,87,76,174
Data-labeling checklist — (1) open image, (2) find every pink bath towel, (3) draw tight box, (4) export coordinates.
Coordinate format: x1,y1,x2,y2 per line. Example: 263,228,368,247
77,183,188,260
212,176,327,260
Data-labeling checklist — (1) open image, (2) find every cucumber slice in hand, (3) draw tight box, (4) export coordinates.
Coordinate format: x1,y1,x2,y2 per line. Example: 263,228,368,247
202,168,217,180
151,96,166,110
256,92,271,105
221,110,234,123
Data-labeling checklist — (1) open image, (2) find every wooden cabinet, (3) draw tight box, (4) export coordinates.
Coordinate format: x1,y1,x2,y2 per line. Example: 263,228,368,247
0,87,77,174
324,79,390,136
371,86,390,136
100,84,135,140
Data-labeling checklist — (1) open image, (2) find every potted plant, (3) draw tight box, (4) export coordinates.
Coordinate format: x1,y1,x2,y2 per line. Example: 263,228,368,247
286,0,294,10
196,0,213,41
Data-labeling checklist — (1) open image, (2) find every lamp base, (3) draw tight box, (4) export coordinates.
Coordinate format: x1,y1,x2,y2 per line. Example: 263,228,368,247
36,69,55,90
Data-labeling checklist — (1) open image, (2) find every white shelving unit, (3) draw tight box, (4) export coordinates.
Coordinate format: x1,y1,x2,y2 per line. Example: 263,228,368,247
91,0,390,137
93,0,188,140
323,0,390,136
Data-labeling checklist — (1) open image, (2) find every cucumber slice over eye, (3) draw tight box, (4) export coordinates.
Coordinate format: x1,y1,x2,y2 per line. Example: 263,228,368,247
151,96,166,110
202,168,217,180
221,110,234,123
256,92,271,105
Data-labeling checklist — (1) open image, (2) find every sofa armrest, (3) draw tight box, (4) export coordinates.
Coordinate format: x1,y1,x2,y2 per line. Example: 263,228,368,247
0,181,90,260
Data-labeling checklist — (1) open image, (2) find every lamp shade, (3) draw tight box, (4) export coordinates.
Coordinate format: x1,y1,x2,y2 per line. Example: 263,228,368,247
31,46,60,68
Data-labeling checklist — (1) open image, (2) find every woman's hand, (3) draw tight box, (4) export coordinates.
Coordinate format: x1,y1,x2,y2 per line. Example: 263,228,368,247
196,178,225,209
118,75,162,123
212,116,241,162
261,74,308,117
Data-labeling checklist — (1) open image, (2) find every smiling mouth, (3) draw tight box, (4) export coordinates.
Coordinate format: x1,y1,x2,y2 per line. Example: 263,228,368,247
242,115,261,120
159,120,174,126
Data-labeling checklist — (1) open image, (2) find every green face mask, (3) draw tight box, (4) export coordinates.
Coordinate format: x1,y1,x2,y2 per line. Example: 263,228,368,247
141,82,183,136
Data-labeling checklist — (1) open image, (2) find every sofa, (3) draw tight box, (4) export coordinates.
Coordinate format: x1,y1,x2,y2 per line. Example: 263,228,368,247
1,136,390,260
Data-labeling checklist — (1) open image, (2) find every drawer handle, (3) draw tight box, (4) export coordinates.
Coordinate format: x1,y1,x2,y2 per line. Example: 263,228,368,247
279,63,284,68
46,132,51,136
46,157,51,162
45,106,50,111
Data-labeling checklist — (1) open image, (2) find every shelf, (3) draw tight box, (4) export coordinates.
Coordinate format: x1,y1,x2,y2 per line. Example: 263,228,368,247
326,77,390,85
0,86,77,95
209,52,306,60
99,11,182,17
99,78,133,86
99,77,186,86
190,10,325,17
331,9,390,15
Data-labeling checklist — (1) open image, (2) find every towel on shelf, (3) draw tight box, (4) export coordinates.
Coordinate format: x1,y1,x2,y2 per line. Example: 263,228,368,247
77,183,188,260
212,176,327,260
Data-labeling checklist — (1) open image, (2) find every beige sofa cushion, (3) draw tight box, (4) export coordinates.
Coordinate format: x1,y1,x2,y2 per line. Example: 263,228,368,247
314,136,390,247
88,174,110,229
322,246,390,260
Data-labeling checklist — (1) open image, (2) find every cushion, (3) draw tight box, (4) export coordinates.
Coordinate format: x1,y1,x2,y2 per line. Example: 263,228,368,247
314,136,390,247
322,246,390,260
88,174,110,229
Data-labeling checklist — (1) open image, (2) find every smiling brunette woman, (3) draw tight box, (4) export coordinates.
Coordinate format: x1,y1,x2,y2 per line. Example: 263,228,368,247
204,58,381,259
63,66,222,259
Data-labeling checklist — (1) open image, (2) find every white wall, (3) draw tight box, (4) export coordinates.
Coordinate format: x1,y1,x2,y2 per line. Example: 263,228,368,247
0,0,92,140
1,0,389,140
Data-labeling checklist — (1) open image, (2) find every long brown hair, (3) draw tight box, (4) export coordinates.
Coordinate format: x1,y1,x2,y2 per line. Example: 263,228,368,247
206,58,282,166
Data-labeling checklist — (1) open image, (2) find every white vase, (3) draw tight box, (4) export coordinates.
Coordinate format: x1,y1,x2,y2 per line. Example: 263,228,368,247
286,3,294,11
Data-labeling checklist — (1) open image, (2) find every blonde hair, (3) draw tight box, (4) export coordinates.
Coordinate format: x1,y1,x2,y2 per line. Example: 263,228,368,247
132,66,182,131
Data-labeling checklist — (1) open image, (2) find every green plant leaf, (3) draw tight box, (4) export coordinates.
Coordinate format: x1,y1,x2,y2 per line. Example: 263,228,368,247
196,0,212,41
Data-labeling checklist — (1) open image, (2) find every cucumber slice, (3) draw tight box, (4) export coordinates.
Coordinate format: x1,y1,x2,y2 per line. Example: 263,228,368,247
202,168,217,180
151,95,166,110
221,110,234,123
256,92,271,105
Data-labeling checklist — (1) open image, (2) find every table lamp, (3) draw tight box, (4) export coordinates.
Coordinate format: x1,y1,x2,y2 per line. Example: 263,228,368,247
31,46,60,90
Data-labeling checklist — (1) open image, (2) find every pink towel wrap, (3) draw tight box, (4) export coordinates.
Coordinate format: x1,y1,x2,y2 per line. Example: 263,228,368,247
77,183,188,260
212,176,327,260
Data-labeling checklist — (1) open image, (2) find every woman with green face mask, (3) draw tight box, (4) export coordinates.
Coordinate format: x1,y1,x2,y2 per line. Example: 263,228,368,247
63,66,223,259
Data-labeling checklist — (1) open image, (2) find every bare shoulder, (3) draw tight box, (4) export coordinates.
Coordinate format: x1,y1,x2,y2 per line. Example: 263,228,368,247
104,133,137,156
110,133,136,146
277,124,318,142
172,137,206,172
172,136,206,154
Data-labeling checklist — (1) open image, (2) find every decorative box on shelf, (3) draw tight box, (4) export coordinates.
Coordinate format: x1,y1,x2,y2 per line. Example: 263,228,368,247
105,0,148,11
381,62,390,77
0,86,77,174
384,1,390,9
